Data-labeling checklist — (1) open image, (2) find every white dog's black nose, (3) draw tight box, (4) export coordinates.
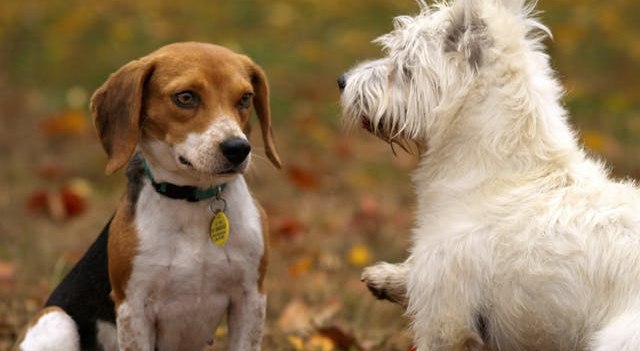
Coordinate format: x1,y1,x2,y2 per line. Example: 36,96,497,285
220,138,251,165
337,74,347,92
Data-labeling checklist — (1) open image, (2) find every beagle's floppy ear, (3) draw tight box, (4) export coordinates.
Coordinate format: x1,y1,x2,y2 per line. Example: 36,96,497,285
249,62,282,169
91,58,155,175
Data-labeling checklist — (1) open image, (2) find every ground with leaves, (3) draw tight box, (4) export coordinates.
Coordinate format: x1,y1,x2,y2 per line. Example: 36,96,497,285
1,1,639,350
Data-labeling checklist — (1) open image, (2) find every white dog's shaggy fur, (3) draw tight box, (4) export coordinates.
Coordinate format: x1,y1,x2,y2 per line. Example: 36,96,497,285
339,0,640,350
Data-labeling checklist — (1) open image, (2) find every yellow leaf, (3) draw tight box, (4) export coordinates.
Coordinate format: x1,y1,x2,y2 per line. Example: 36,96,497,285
306,333,335,351
347,244,372,267
287,335,305,351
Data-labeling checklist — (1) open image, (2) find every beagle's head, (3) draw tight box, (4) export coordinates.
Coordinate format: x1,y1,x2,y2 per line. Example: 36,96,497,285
91,42,281,184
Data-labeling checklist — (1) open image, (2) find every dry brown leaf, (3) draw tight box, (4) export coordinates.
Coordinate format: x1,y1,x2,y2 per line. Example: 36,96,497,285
316,325,363,351
312,299,342,327
277,298,314,334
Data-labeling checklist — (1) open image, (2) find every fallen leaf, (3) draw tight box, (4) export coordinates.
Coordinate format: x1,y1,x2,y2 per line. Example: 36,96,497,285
40,109,88,136
306,333,335,351
275,215,305,239
25,189,65,220
313,299,342,327
287,165,321,190
0,261,16,284
347,244,372,267
26,189,49,213
317,325,363,351
67,178,93,198
60,186,87,218
278,298,314,334
26,185,87,220
288,256,314,277
288,335,305,351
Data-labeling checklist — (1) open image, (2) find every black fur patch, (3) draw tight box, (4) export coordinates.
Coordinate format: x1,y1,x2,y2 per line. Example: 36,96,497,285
126,153,145,212
475,312,489,344
45,219,116,350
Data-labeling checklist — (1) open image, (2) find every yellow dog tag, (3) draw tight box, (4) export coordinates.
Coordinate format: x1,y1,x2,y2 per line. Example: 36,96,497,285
210,211,229,246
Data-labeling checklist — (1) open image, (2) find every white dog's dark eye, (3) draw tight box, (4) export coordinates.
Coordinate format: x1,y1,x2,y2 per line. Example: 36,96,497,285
238,93,253,109
172,91,199,109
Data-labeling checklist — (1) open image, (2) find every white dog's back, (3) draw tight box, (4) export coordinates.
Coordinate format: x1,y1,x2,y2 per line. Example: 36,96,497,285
480,161,640,349
339,0,640,350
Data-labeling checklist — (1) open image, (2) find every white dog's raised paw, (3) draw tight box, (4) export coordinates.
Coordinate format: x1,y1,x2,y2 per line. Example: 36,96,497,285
361,262,408,307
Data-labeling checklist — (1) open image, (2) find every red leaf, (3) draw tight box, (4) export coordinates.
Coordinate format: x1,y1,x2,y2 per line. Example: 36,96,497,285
286,165,320,190
26,186,87,220
26,189,49,212
275,215,305,239
60,186,87,218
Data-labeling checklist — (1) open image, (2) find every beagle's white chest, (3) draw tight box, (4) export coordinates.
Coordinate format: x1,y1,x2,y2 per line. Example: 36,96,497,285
126,177,264,350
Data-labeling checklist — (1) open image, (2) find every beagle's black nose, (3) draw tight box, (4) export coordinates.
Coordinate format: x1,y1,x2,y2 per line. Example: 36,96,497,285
337,74,347,92
220,138,251,165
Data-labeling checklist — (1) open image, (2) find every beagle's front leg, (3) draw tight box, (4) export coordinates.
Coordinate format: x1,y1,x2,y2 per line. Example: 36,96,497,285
227,285,266,351
116,301,155,351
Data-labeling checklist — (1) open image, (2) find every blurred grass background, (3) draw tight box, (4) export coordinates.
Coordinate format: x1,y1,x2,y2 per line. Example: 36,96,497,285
1,0,639,350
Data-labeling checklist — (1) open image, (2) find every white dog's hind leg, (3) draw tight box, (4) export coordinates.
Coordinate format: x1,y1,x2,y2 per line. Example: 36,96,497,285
590,308,640,351
15,306,80,351
361,261,410,307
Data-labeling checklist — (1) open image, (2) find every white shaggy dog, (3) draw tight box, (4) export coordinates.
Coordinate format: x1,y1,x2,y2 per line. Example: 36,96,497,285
339,0,640,350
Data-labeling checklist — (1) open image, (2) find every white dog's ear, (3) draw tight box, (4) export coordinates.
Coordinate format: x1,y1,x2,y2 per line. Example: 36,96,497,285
445,0,490,70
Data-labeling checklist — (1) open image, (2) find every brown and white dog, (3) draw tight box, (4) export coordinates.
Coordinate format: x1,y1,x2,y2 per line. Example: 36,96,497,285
14,42,281,351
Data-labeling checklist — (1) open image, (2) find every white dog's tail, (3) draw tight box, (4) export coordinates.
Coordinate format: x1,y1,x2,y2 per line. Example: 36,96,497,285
591,308,640,351
13,306,80,351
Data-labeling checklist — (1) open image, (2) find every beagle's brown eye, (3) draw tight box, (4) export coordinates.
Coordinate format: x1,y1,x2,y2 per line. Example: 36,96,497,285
172,91,199,109
238,93,253,109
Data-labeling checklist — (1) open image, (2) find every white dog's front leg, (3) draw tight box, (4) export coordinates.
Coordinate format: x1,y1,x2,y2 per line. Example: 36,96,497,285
227,286,266,351
407,244,487,351
362,260,411,307
116,301,155,351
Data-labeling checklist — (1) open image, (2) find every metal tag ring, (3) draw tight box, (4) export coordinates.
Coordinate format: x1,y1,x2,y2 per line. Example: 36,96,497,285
209,197,227,214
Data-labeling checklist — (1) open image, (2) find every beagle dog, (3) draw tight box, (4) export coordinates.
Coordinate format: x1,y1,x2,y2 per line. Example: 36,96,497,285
15,42,281,351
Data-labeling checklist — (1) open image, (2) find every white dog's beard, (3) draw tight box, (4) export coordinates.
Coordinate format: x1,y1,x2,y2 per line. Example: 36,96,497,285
358,113,418,155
